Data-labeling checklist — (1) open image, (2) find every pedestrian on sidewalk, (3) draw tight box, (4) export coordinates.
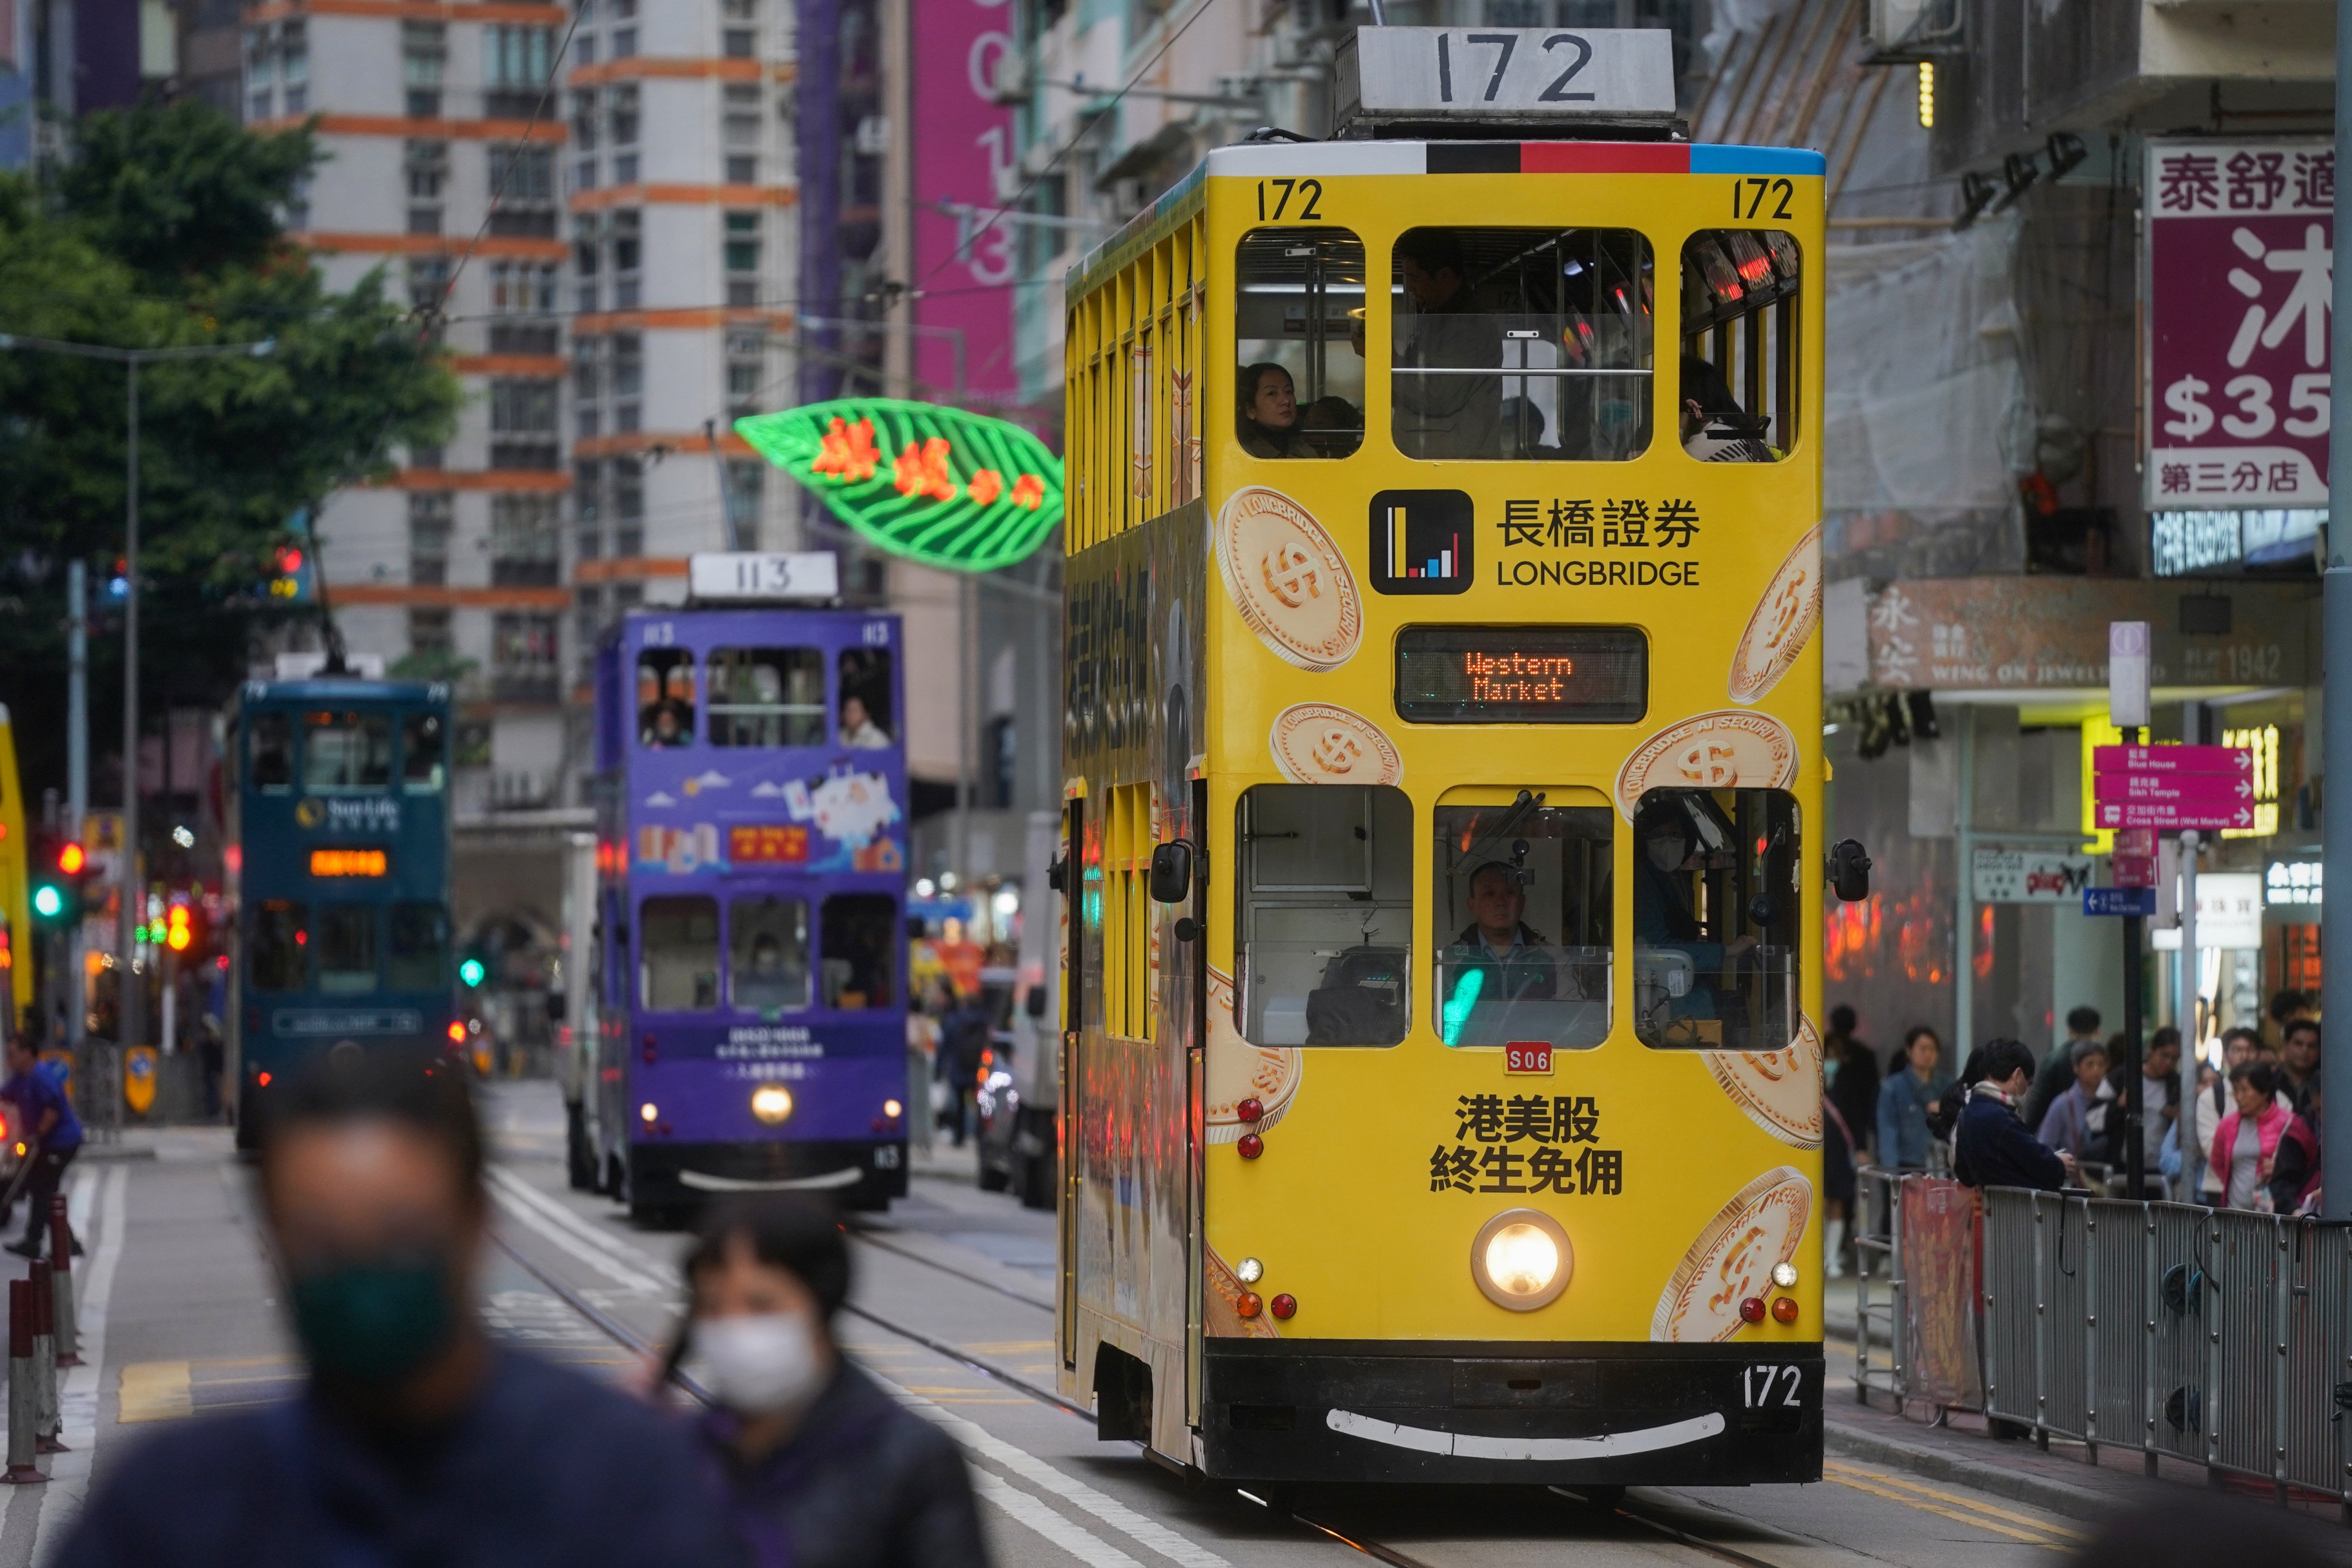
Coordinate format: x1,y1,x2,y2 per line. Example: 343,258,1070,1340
2210,1060,2296,1210
56,1048,745,1568
1955,1038,2072,1192
1874,1025,1951,1172
2279,1017,2321,1115
2096,1026,2177,1196
935,993,990,1148
2268,1078,2322,1215
2193,1028,2270,1204
2022,1006,2100,1133
0,1033,82,1258
665,1192,988,1568
2034,1037,2109,1165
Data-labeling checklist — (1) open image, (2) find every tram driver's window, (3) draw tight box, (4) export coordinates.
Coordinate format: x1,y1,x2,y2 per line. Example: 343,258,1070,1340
317,904,380,995
820,894,897,1009
1390,227,1654,461
249,900,308,992
640,895,720,1011
1632,787,1801,1050
836,648,893,750
1235,784,1411,1046
636,647,696,748
1679,230,1801,461
304,713,393,790
401,713,445,792
707,647,825,747
731,895,810,1012
1233,228,1366,459
388,901,449,991
1432,797,1613,1049
251,714,292,791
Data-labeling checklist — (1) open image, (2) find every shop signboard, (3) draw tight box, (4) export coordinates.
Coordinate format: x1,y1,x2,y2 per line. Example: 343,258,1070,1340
2145,138,2332,511
2152,872,2265,950
1971,848,2094,903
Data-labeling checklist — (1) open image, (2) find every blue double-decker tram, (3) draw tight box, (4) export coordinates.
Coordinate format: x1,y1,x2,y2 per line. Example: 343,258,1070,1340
227,678,458,1146
586,554,909,1221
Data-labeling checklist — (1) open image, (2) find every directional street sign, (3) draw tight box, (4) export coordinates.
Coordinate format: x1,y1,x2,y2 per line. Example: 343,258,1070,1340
2095,800,2256,832
2091,744,2250,777
2085,887,2158,917
2094,771,2256,809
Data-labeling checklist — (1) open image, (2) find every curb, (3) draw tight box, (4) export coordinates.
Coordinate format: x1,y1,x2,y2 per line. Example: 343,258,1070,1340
74,1147,157,1164
1824,1417,2123,1519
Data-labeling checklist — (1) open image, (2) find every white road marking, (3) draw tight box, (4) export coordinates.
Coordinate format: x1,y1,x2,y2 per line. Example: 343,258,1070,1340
969,1469,1148,1568
31,1163,129,1565
485,1168,671,1295
1326,1407,1725,1461
885,1383,1230,1568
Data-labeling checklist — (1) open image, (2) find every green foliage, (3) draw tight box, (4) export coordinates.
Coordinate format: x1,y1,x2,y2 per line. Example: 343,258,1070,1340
0,95,460,797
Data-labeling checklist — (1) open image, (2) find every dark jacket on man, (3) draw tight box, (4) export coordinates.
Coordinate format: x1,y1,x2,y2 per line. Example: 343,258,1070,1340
1954,1087,2069,1192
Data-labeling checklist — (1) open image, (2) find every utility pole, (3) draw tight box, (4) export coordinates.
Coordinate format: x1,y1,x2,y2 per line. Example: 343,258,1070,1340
65,559,86,1046
2324,0,2352,1219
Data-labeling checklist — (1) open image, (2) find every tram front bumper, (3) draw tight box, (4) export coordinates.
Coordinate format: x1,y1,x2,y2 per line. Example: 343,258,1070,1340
629,1137,909,1212
1199,1341,1822,1486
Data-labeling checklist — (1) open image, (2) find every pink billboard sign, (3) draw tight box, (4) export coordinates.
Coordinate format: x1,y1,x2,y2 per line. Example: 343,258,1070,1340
912,0,1019,407
2091,744,2252,777
2145,139,2333,509
2093,771,2257,810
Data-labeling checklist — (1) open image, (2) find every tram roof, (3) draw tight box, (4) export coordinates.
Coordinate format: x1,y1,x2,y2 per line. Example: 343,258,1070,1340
1065,138,1825,302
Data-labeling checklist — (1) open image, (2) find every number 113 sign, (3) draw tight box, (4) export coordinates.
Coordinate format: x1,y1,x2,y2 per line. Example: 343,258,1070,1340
2145,138,2333,509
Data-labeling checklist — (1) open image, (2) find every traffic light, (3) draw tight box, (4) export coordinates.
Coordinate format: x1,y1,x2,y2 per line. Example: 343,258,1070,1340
165,901,194,953
459,956,486,988
31,836,85,925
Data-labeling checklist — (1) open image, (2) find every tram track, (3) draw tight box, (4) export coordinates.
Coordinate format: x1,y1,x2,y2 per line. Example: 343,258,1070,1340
490,1195,1821,1568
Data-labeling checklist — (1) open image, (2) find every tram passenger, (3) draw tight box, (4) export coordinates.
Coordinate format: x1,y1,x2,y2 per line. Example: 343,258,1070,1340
1388,229,1501,459
671,1194,988,1568
839,694,891,750
1237,362,1310,458
1679,353,1775,462
1298,394,1364,457
1439,861,1557,1041
643,665,695,748
1632,800,1757,1022
57,1051,744,1567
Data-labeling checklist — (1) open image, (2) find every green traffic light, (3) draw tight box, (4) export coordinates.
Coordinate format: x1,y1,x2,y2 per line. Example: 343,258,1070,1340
459,957,486,987
31,885,62,920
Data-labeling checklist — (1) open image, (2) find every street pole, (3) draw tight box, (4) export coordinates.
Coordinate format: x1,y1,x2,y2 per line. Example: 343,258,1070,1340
121,360,140,1057
1953,706,1975,1057
2323,0,2352,1221
64,560,85,1046
2121,724,2146,1200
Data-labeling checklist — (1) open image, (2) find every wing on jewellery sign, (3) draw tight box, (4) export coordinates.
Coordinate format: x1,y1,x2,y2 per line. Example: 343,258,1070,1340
2145,138,2333,509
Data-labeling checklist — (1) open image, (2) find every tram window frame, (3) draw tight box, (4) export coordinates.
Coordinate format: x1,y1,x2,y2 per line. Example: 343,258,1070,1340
401,712,446,792
1431,796,1613,1051
836,647,894,750
316,903,381,996
1678,229,1802,463
303,712,395,792
388,900,450,991
1233,227,1369,461
1630,787,1802,1051
249,899,309,992
820,893,897,1010
706,647,827,748
1233,783,1412,1048
635,647,697,750
1390,226,1655,463
729,894,811,1013
250,713,293,792
640,894,720,1012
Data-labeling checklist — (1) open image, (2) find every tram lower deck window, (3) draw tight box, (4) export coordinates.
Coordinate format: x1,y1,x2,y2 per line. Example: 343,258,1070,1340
317,904,380,995
1235,784,1411,1046
731,895,809,1012
389,901,449,991
1631,788,1801,1051
249,901,308,991
821,894,895,1009
641,895,719,1011
1432,797,1612,1049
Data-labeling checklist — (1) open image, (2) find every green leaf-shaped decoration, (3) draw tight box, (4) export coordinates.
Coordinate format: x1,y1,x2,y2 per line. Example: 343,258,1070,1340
734,398,1063,573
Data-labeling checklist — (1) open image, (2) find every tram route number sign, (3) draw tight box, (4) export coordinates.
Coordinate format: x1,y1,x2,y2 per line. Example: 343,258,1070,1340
1504,1041,1552,1075
1341,27,1678,122
688,551,841,603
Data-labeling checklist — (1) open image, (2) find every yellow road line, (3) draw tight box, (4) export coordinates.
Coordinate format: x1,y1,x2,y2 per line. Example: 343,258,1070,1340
118,1362,192,1424
1824,1459,2092,1541
1823,1474,2067,1549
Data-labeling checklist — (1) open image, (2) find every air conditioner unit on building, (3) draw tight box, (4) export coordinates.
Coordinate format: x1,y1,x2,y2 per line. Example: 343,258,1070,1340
1863,0,1962,61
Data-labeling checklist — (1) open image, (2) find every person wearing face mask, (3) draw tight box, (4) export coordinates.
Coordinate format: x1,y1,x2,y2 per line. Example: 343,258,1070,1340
1631,801,1757,1024
669,1194,988,1568
55,1048,744,1568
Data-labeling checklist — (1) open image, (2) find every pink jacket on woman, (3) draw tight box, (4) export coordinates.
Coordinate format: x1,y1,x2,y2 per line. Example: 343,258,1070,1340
2207,1100,2293,1194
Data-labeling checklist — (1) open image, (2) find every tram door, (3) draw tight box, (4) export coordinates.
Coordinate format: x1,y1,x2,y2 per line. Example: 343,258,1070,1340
1183,775,1207,1423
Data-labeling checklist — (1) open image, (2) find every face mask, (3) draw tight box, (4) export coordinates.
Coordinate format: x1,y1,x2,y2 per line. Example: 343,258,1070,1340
696,1311,827,1416
289,1255,458,1385
1646,837,1683,872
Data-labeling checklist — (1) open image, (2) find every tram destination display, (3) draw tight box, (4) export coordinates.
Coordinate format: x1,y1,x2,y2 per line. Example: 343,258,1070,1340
1394,625,1647,724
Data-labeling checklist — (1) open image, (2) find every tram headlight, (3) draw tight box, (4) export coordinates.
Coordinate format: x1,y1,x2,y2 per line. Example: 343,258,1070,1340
639,1102,658,1123
751,1084,794,1125
1770,1261,1799,1289
1470,1208,1573,1311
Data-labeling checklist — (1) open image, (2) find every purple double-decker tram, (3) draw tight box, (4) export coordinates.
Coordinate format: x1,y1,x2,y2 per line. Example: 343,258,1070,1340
588,563,908,1220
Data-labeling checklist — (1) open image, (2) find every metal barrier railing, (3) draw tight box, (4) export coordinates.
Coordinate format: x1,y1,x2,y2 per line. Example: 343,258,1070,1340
1852,1165,1906,1405
1853,1166,1984,1419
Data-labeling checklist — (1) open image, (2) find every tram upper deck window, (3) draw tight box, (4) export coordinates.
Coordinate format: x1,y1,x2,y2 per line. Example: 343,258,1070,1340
303,713,392,791
637,647,696,748
250,714,292,791
249,900,307,991
1234,228,1366,459
318,903,380,995
402,713,445,792
1391,227,1653,462
837,648,893,750
1631,788,1801,1051
1432,797,1613,1049
388,901,449,991
1679,230,1801,462
707,648,825,747
821,894,895,1009
641,895,720,1011
731,895,810,1013
1235,784,1411,1046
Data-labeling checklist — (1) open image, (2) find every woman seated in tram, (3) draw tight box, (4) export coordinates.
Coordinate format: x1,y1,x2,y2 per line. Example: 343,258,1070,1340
1237,362,1310,458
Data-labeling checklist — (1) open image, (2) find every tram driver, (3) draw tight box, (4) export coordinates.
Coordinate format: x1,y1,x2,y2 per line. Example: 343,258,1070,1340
736,932,807,1012
1440,860,1558,1040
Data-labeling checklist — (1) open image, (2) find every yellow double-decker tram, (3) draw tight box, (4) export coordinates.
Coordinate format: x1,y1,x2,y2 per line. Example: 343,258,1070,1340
1056,26,1866,1491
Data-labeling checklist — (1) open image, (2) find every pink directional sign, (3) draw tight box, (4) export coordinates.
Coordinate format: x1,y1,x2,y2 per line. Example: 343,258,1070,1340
2092,744,2250,776
2095,800,2257,832
2094,771,2257,808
